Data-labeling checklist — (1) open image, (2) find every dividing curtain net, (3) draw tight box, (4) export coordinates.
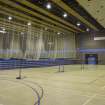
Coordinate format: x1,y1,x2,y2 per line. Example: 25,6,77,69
0,20,76,61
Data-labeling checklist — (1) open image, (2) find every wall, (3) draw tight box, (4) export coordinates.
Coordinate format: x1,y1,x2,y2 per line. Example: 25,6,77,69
76,30,105,64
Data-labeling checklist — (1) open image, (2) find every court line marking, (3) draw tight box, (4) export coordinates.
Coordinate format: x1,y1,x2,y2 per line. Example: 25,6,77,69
101,85,105,90
0,78,43,105
82,79,105,105
82,94,97,105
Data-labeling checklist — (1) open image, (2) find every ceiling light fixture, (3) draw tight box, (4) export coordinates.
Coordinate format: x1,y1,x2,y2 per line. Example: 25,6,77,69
46,3,51,9
0,30,6,34
27,22,31,26
63,13,67,18
8,16,12,20
57,32,60,35
86,28,90,32
1,27,6,31
77,22,81,26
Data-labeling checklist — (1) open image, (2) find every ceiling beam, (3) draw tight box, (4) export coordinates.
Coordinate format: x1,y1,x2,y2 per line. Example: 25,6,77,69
0,17,70,36
14,0,83,32
0,20,42,33
51,0,98,31
0,5,71,34
0,20,55,35
0,0,78,33
0,21,26,32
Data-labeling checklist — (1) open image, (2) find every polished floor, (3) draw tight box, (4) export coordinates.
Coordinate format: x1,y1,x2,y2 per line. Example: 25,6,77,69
0,65,105,105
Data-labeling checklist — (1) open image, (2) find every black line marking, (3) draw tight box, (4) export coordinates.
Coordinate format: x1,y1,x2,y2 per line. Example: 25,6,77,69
0,78,44,105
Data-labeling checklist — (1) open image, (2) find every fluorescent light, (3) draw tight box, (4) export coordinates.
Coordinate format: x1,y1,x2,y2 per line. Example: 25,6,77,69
46,3,51,9
8,16,12,20
1,27,6,31
63,13,67,18
57,32,60,35
86,28,90,32
0,30,6,33
27,22,31,26
2,28,5,31
77,22,81,26
94,37,105,40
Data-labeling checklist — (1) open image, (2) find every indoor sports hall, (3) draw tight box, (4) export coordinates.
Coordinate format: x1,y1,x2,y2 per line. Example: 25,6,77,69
0,0,105,105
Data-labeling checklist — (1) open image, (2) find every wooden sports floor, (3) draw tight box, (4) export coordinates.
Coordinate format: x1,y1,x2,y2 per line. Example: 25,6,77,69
0,65,105,105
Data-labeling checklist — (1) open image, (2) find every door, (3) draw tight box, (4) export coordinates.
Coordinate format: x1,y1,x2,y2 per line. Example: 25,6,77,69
85,54,98,64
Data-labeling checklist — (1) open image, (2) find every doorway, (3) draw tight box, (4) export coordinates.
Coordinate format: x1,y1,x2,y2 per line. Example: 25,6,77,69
85,54,98,64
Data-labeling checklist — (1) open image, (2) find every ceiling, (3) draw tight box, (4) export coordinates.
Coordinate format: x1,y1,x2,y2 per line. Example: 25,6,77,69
77,0,105,28
0,0,104,34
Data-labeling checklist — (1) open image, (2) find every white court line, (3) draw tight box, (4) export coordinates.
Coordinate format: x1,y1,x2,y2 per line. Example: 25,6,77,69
82,94,97,105
101,85,105,90
82,82,105,105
